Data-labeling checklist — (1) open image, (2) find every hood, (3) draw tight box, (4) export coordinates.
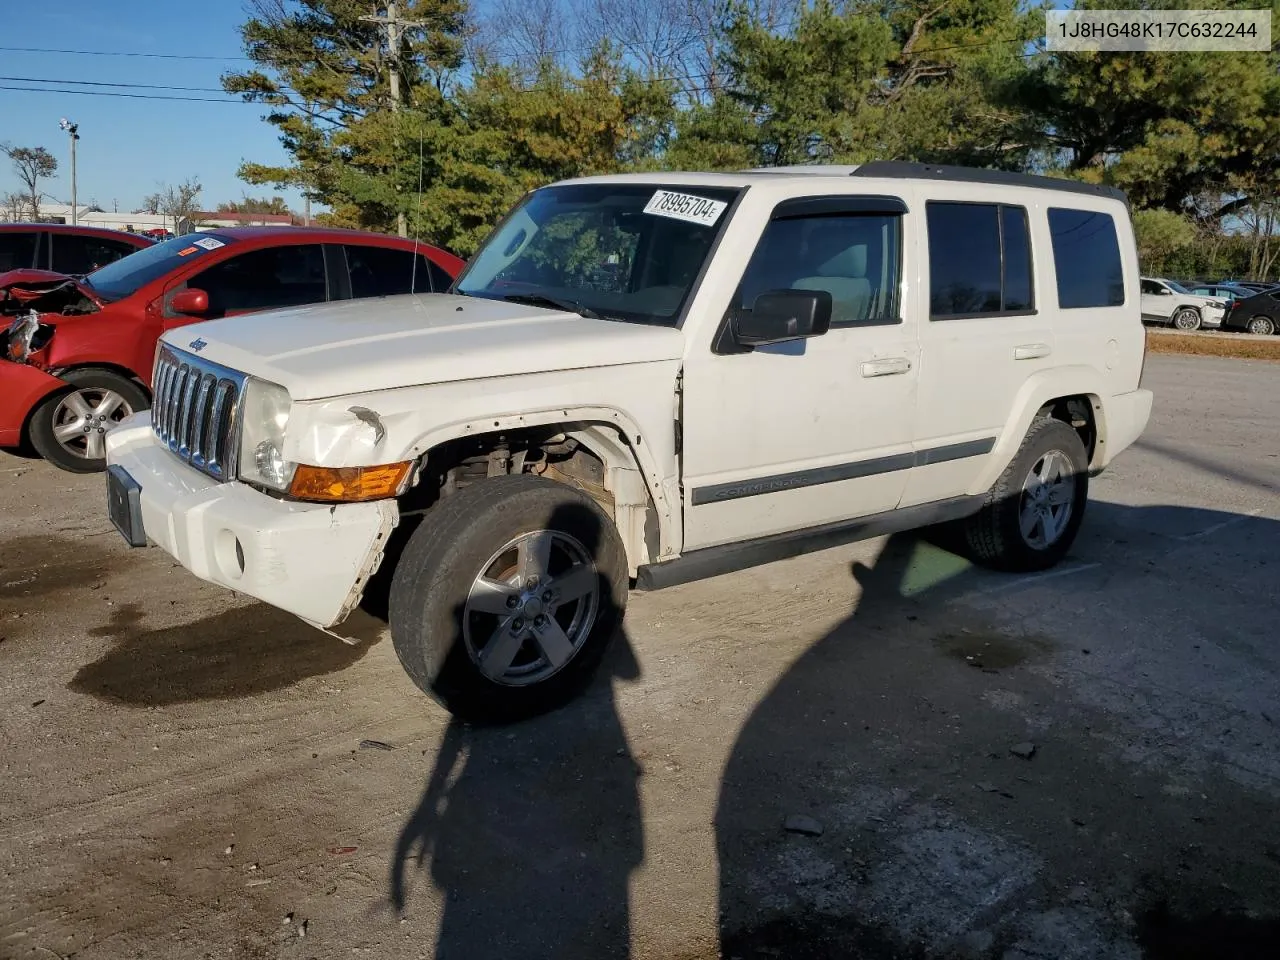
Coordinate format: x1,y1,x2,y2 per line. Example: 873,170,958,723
168,293,687,401
0,270,101,316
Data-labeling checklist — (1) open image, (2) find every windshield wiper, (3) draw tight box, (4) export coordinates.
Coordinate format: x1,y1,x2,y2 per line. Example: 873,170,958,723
496,292,600,320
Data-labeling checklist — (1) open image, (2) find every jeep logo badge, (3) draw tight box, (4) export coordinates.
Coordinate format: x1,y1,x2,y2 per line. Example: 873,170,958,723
189,338,207,352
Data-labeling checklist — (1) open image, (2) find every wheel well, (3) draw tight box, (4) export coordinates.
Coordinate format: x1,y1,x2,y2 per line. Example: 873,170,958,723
1037,394,1097,461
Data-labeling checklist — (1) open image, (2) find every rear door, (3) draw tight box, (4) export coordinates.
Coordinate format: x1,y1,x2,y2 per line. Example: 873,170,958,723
901,197,1052,507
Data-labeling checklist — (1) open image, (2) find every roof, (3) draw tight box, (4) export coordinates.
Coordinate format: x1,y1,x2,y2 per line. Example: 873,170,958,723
195,211,295,224
0,222,156,244
196,225,449,249
557,162,1129,204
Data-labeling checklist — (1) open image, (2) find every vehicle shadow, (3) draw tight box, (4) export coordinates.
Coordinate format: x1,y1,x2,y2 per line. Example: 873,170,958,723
715,501,1280,959
389,501,643,960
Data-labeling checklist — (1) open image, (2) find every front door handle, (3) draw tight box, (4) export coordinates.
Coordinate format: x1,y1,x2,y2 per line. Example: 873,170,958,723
1014,342,1052,360
860,357,912,378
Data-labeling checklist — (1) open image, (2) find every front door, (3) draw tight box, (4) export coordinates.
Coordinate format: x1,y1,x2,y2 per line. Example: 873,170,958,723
680,199,919,551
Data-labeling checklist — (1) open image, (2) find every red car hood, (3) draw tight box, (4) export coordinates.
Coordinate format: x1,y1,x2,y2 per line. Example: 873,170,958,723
0,269,103,313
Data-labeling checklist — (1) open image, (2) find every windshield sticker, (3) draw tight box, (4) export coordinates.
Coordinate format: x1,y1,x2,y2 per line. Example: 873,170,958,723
643,190,728,227
192,236,225,251
176,246,199,257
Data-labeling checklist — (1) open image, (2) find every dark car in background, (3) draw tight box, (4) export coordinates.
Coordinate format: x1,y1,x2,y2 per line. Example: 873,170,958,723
1,226,464,472
1186,282,1264,305
0,223,155,278
1222,288,1280,336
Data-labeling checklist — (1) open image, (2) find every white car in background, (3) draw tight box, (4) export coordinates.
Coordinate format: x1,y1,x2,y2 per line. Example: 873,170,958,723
1140,277,1227,331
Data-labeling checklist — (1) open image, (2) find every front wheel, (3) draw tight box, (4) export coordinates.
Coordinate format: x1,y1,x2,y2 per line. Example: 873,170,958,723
388,474,628,723
1171,307,1201,331
28,368,150,473
962,417,1089,573
1247,315,1276,336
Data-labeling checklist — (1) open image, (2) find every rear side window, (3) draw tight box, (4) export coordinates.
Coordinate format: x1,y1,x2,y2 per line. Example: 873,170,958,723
51,234,140,275
344,244,434,298
1048,208,1125,308
927,202,1034,318
0,231,39,271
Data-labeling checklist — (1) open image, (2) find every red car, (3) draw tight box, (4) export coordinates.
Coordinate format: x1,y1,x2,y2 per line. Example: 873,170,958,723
0,222,155,279
1,226,464,472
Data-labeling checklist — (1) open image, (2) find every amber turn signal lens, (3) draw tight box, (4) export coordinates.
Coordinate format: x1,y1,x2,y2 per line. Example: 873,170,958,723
288,462,411,502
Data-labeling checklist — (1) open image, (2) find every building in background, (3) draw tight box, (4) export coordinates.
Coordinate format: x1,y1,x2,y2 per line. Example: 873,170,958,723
4,201,188,236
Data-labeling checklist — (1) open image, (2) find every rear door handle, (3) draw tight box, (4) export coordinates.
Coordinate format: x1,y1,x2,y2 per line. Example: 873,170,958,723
1014,342,1052,360
860,357,912,378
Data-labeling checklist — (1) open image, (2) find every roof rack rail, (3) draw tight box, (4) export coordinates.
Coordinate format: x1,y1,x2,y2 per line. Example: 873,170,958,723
849,161,1128,204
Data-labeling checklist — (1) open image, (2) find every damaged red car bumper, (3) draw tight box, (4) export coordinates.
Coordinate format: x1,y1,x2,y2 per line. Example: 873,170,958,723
0,360,64,447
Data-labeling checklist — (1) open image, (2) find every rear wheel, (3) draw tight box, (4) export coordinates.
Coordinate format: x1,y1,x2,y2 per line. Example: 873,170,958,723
1247,315,1276,336
28,369,149,474
962,417,1089,573
1171,307,1201,331
388,474,628,723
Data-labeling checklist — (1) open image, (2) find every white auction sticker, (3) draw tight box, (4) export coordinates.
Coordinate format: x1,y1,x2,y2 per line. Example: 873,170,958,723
643,190,728,227
1046,9,1271,52
192,236,225,250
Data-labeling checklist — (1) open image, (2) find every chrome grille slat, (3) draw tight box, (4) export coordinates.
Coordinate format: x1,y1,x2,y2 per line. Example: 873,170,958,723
151,345,247,481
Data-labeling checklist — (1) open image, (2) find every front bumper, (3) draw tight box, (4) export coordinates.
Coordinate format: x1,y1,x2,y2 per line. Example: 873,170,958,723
105,414,398,628
0,360,64,447
1099,388,1153,469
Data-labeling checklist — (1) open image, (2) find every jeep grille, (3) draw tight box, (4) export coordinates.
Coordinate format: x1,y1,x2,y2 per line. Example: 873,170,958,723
151,344,246,481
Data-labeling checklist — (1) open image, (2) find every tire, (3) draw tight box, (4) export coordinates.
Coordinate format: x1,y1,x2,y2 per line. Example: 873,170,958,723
1247,315,1276,336
1171,307,1201,331
962,417,1090,573
388,474,629,723
28,368,150,474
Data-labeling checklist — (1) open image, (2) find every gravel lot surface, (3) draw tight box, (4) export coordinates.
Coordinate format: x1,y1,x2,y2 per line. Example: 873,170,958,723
2,354,1278,960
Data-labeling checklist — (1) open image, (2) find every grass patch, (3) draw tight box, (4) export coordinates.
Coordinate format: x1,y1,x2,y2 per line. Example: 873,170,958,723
1146,329,1280,362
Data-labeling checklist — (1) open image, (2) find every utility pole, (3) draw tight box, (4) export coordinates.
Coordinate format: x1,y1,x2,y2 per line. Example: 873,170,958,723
59,118,79,225
360,1,424,238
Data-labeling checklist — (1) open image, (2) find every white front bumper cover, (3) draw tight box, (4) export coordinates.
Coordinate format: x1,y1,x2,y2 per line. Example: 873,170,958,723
105,413,398,628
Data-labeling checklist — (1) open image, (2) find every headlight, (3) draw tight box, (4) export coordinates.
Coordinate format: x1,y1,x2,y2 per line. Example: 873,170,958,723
5,311,47,362
238,377,296,491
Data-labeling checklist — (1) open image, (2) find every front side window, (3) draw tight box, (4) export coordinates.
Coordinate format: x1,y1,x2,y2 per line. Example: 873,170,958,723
1048,208,1125,308
0,232,39,271
189,244,326,316
1141,279,1164,296
455,183,740,326
732,212,902,327
927,201,1034,318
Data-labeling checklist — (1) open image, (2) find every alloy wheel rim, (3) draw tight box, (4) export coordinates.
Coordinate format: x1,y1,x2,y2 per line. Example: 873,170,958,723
461,529,600,687
50,388,134,460
1018,449,1076,550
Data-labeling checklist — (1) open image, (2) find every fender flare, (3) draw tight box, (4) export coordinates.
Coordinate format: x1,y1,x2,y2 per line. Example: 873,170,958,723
966,365,1108,496
404,404,682,564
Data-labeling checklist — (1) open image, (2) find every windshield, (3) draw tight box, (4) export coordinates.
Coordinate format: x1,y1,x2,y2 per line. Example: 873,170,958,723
1166,280,1191,294
454,183,741,326
83,233,236,302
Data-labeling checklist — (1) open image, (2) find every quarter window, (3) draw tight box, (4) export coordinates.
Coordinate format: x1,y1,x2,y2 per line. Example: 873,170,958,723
927,202,1034,318
733,212,902,328
1048,208,1125,308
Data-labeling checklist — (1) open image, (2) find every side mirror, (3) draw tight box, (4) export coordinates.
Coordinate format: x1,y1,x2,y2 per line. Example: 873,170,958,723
733,289,832,347
170,287,209,316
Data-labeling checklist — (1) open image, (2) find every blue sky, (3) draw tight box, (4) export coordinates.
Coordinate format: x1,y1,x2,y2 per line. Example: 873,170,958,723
0,1,308,214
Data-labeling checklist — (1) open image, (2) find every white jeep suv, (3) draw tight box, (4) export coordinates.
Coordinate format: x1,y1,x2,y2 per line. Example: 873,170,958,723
1140,276,1226,330
104,162,1153,722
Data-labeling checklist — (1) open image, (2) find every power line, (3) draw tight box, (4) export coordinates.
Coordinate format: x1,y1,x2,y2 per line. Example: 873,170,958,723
0,75,237,93
0,84,244,104
0,45,250,61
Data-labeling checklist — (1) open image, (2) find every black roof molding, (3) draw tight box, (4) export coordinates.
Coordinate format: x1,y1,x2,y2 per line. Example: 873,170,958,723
850,161,1129,205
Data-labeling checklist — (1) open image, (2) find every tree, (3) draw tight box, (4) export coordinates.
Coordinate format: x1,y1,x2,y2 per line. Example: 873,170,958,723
154,178,204,233
223,0,468,231
1132,208,1194,275
136,192,163,215
217,194,295,216
2,192,25,222
2,144,58,220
